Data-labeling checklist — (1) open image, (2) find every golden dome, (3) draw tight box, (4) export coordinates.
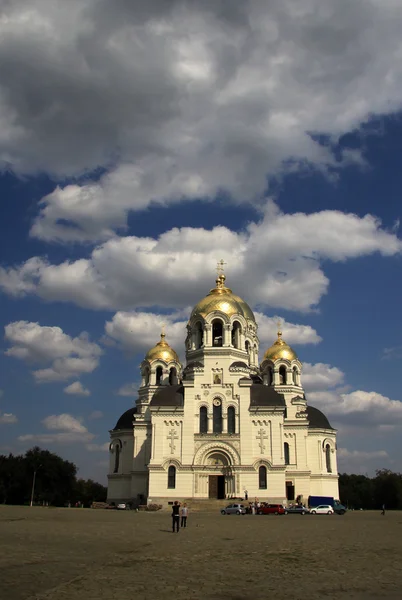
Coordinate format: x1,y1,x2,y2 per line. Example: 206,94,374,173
145,332,179,363
263,330,298,362
191,274,255,321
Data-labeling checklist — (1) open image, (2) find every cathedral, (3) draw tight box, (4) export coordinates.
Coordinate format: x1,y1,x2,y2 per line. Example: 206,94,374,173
107,265,339,505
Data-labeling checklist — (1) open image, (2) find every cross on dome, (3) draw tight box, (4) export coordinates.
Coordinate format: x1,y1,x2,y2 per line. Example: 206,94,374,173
216,259,227,275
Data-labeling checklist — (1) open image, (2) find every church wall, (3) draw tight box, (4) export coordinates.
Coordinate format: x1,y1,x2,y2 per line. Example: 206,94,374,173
107,475,132,502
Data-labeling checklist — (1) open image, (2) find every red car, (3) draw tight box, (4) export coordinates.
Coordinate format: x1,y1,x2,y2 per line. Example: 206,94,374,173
258,503,287,515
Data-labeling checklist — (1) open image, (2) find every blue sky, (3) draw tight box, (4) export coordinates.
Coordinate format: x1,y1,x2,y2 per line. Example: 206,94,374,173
1,1,402,483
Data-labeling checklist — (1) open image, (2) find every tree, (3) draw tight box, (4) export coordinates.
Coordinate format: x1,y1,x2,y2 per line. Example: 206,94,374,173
373,469,402,510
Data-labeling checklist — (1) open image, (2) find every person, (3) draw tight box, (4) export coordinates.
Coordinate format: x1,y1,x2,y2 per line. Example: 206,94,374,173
172,501,180,532
181,503,188,528
381,504,385,516
244,490,248,500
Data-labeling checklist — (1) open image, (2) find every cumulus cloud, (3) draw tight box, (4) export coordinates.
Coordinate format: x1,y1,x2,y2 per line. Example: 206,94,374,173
86,442,109,452
302,362,345,392
88,410,103,420
4,321,102,382
104,308,321,361
63,381,91,396
1,205,400,313
0,412,18,424
337,448,390,474
18,413,94,444
1,2,402,239
116,383,139,397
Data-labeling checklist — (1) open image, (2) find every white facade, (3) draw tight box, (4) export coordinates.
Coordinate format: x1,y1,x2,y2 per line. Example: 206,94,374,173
108,273,339,505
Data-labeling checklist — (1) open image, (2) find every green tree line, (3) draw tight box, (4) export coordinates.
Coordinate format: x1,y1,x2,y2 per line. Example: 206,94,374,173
0,447,107,507
339,470,402,510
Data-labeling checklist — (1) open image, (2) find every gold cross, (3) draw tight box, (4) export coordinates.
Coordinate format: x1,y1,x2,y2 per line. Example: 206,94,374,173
216,259,227,275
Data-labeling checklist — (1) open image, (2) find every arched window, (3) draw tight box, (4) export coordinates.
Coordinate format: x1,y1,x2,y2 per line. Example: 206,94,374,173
213,400,223,433
113,444,120,473
279,365,287,385
259,465,267,489
231,321,241,349
284,442,290,465
212,319,223,347
168,465,176,489
144,367,150,386
227,406,236,434
156,366,163,385
199,406,208,434
265,367,272,386
325,444,332,473
169,367,177,385
245,341,250,355
195,321,204,349
293,367,298,385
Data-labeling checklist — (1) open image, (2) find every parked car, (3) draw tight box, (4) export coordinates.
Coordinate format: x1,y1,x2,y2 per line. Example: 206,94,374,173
117,503,130,510
258,504,286,515
310,504,334,515
221,503,246,515
286,505,310,515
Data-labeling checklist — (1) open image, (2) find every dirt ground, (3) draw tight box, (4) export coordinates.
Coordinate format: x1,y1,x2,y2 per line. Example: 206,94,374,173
0,505,401,600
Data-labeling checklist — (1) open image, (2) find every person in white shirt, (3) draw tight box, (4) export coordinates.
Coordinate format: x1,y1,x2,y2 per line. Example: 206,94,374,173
181,503,189,528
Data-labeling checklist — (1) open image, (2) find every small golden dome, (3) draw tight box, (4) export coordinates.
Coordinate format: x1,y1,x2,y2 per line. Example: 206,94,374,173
145,331,179,363
191,273,255,321
263,330,298,362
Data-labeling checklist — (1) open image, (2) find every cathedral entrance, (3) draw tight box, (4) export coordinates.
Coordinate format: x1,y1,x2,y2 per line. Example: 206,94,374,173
209,475,225,499
286,481,295,501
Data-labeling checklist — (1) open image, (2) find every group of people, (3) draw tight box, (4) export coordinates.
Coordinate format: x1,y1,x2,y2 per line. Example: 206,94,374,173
171,501,189,532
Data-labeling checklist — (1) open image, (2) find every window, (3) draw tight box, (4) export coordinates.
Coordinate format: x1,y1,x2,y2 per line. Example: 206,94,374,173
169,367,177,385
231,321,241,348
293,367,298,385
199,406,208,434
266,367,272,386
144,367,150,386
228,406,236,434
168,465,176,489
212,319,223,347
279,365,287,385
195,321,204,349
325,444,332,473
213,401,223,433
156,366,163,385
284,442,290,465
113,444,120,473
259,465,267,489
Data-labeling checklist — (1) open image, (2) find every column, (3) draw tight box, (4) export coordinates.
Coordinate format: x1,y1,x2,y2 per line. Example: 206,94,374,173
273,369,280,385
208,412,213,433
223,324,231,346
222,413,227,433
204,324,212,347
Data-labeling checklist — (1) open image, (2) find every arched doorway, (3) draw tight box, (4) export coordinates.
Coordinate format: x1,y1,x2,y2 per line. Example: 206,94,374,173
204,451,233,499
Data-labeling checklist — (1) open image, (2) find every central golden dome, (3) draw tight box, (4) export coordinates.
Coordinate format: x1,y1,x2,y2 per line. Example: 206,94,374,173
191,274,255,321
145,332,179,363
263,330,298,362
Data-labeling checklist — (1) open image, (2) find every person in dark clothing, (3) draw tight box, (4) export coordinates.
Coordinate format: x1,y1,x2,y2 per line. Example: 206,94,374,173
381,504,386,516
172,501,180,532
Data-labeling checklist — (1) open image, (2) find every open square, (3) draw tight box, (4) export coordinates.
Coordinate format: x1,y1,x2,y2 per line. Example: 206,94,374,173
1,506,401,600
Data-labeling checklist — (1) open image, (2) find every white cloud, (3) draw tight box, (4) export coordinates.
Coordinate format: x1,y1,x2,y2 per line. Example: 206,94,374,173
4,321,102,382
1,205,399,313
18,412,94,444
338,448,389,461
302,362,345,392
88,410,103,420
104,309,321,362
43,413,87,433
0,412,18,424
63,381,91,396
86,442,109,452
337,447,390,474
116,383,139,397
1,2,402,239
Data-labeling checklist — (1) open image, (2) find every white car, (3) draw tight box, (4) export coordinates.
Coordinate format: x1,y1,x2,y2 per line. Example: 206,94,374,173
310,504,334,515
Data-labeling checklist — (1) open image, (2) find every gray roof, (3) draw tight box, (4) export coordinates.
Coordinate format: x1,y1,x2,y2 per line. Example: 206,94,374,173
307,405,334,430
150,384,185,407
113,406,138,430
230,361,249,369
184,361,204,370
250,384,286,408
